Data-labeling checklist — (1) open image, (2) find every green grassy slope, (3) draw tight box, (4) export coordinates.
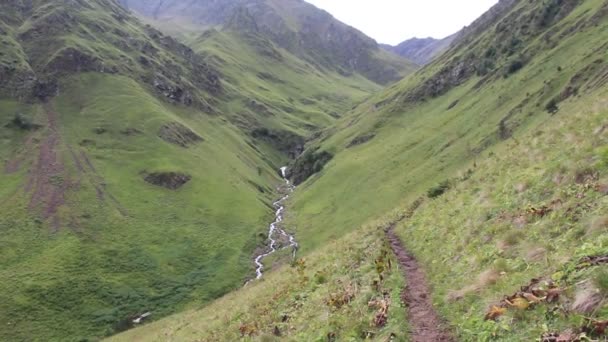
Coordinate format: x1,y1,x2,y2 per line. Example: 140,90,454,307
394,87,608,341
0,0,388,340
0,73,286,340
189,29,381,135
109,221,407,342
110,76,608,342
108,1,608,340
289,0,608,253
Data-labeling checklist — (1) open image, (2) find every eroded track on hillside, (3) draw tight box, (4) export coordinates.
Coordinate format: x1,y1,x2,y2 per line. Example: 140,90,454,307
387,224,455,341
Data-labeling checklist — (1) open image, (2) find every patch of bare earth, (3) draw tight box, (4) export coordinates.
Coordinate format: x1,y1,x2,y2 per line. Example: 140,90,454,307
25,105,69,231
387,227,455,342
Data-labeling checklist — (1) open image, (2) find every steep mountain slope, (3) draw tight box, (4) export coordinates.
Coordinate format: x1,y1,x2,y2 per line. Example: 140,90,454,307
120,0,418,85
381,34,457,65
113,85,608,342
289,0,608,253
185,27,381,140
0,0,388,340
110,0,608,340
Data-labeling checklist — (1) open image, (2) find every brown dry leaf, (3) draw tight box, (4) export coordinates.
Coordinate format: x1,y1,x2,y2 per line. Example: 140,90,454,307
594,320,608,335
484,305,507,321
541,330,580,342
522,292,543,304
546,288,562,303
585,318,608,335
507,297,530,310
239,323,258,337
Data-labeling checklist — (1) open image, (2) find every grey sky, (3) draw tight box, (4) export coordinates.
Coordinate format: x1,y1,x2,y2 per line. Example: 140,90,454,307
304,0,499,45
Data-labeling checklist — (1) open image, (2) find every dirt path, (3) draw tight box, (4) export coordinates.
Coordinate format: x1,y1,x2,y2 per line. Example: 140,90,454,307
386,226,455,342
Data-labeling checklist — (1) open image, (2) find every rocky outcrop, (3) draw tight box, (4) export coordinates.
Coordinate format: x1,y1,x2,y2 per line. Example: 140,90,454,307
346,133,376,148
402,0,584,102
157,122,203,148
144,172,191,189
251,128,304,159
0,0,222,108
287,148,333,185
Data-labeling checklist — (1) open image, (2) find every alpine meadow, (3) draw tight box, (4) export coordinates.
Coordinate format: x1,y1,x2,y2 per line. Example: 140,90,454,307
0,0,607,341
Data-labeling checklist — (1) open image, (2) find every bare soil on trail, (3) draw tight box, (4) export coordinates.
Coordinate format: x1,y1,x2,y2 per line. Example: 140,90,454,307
387,227,455,342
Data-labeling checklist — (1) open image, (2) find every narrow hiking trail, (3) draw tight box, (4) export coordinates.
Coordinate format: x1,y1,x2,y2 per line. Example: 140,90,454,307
387,227,455,342
250,167,298,281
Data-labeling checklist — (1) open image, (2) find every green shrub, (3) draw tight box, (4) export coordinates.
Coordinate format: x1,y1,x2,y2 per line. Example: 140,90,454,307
427,180,451,199
9,113,39,130
504,59,524,76
545,99,559,114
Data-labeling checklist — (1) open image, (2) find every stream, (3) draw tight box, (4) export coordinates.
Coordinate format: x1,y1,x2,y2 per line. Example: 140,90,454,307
251,167,299,281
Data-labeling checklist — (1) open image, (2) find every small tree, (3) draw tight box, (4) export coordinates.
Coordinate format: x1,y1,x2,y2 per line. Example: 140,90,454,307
10,113,37,130
545,99,559,114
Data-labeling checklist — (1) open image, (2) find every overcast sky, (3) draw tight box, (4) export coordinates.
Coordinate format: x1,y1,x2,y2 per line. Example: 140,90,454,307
304,0,499,45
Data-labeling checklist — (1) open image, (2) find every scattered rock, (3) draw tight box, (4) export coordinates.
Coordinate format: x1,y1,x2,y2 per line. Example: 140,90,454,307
45,47,105,74
347,133,376,148
574,168,598,184
251,128,304,159
157,122,203,148
121,127,143,136
541,330,579,342
153,78,193,105
32,79,59,100
79,139,95,147
246,99,273,116
144,172,191,190
447,100,459,110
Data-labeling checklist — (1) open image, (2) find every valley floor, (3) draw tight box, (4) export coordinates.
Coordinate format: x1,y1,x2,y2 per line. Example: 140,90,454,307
110,88,608,342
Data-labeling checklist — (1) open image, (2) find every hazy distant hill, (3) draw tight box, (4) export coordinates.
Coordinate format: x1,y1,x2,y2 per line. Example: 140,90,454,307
120,0,418,84
381,34,457,65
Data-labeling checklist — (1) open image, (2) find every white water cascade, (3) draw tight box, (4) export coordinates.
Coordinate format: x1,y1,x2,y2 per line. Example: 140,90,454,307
250,167,298,281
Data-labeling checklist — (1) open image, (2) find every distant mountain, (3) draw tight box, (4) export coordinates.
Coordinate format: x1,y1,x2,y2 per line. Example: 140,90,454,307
120,0,417,84
382,34,457,65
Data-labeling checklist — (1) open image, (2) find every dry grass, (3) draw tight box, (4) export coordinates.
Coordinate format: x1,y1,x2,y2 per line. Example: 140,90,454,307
571,283,604,314
447,269,501,302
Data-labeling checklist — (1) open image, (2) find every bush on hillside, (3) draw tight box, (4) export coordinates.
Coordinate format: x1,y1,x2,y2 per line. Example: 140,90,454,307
504,59,525,77
427,180,451,199
288,148,334,185
8,113,39,130
545,99,559,114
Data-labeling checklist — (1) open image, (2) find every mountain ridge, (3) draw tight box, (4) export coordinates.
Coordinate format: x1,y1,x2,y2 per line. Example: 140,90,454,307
119,0,418,85
381,34,457,65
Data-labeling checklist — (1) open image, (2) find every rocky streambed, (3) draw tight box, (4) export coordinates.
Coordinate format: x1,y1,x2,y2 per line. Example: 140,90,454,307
250,167,298,281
